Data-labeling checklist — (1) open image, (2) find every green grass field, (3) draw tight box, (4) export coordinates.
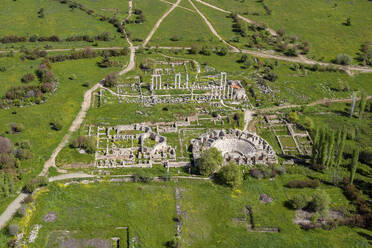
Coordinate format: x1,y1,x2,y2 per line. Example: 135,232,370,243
0,0,118,38
0,55,129,211
76,0,130,20
19,182,177,247
126,0,170,45
201,0,372,63
2,177,370,247
149,0,220,47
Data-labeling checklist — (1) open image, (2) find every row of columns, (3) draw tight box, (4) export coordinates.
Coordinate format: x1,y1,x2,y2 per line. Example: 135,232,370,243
151,72,234,99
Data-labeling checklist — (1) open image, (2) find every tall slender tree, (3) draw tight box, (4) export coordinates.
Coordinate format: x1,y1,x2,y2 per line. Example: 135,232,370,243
350,148,359,184
335,127,347,167
359,92,367,119
350,92,357,117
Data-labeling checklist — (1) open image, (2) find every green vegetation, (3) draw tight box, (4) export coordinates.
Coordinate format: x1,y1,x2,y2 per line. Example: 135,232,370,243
150,1,219,47
197,147,223,176
201,0,372,63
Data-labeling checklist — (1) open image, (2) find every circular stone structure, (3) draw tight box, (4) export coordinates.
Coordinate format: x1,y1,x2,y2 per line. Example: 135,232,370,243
191,129,277,165
211,138,255,156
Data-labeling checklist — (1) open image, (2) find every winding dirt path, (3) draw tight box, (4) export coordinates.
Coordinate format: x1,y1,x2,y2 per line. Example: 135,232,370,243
159,0,195,13
143,0,182,47
0,193,29,230
188,0,239,52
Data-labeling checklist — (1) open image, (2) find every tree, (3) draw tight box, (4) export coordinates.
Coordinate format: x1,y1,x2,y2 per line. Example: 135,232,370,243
216,46,228,56
103,72,118,87
71,136,96,154
350,91,357,117
359,91,367,119
0,136,12,154
360,147,372,165
197,147,223,176
290,194,308,209
189,45,200,54
335,53,352,65
350,148,359,185
21,73,35,83
345,17,351,26
310,190,331,216
335,127,347,167
216,161,243,188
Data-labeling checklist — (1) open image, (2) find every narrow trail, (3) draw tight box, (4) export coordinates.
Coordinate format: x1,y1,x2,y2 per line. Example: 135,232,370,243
188,0,239,52
143,0,182,47
159,0,195,13
0,193,29,230
124,0,133,23
194,0,277,36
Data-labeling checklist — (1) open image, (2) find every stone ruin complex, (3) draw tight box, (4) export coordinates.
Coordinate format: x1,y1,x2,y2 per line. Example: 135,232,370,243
191,129,278,166
150,72,247,101
95,124,176,168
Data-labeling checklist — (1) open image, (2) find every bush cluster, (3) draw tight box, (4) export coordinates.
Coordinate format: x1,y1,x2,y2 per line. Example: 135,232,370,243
248,166,285,179
133,170,153,183
24,176,48,193
47,48,128,63
71,136,96,154
196,148,223,176
216,161,243,188
0,32,114,44
55,0,126,35
286,179,320,188
2,62,57,108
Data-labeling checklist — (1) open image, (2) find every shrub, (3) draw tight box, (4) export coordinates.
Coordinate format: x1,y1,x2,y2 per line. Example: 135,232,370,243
15,148,33,160
8,224,19,236
103,72,118,87
286,179,320,188
290,194,308,209
50,120,63,131
21,73,35,83
359,147,372,165
216,161,243,188
334,53,352,65
250,168,263,179
274,166,287,175
10,123,24,133
17,204,27,217
71,136,96,154
197,147,223,176
0,136,12,154
310,190,331,216
170,35,180,41
24,181,37,193
133,171,153,183
35,176,49,186
23,195,34,204
189,45,200,54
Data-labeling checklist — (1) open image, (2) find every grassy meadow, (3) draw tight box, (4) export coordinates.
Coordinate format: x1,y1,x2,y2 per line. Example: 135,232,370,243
0,54,129,211
200,0,372,63
1,177,370,247
149,0,220,47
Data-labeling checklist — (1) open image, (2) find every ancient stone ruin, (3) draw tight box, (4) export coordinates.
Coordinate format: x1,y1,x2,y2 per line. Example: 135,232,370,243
191,129,278,166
